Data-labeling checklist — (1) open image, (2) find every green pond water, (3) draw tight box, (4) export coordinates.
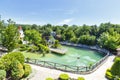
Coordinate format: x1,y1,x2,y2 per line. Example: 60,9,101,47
40,46,105,66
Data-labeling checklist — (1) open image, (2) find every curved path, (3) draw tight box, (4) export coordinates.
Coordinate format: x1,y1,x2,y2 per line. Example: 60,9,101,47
29,55,115,80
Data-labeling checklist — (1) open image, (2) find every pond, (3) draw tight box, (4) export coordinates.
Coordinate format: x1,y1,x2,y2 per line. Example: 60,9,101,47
39,45,105,66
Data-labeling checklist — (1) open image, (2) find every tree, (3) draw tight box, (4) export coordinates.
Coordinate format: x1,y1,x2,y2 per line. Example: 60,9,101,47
78,35,96,45
38,44,49,57
24,29,42,45
64,28,75,41
2,19,18,52
31,24,37,30
98,31,120,50
52,40,60,48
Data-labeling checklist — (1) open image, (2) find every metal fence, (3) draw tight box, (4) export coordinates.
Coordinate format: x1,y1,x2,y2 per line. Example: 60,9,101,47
26,42,110,74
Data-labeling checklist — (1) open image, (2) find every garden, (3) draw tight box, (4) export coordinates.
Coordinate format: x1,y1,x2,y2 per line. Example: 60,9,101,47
0,19,120,80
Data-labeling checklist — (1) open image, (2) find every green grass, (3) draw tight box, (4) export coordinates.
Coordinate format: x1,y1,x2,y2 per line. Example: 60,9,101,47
22,51,43,59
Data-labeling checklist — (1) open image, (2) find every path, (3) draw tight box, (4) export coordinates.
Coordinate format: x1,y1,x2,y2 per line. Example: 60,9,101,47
29,55,115,80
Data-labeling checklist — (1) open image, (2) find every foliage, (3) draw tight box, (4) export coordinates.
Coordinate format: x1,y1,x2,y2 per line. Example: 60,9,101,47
24,29,42,44
105,69,114,80
20,22,120,51
11,60,24,80
78,35,96,45
70,36,78,43
45,77,54,80
38,44,49,52
27,45,39,52
8,52,25,64
106,57,120,80
0,70,6,80
1,52,25,72
59,73,69,80
77,77,85,80
23,64,32,78
0,20,5,44
2,19,19,52
52,40,60,48
0,60,5,70
111,57,120,77
38,44,49,56
0,52,31,80
1,52,25,74
98,31,120,50
19,44,29,51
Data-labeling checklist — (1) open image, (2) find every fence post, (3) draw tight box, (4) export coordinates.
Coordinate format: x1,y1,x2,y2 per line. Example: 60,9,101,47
65,65,67,70
77,67,79,72
43,61,45,66
86,67,87,71
35,59,37,64
54,63,56,68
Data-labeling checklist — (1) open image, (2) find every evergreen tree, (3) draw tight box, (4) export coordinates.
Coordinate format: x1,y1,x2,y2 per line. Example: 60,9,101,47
2,19,18,52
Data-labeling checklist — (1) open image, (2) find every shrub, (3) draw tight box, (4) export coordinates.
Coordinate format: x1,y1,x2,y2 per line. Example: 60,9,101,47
105,69,114,80
9,52,25,64
1,52,25,71
38,44,49,53
59,73,69,80
19,47,27,51
111,58,120,77
46,77,53,80
19,44,28,51
27,45,39,52
0,60,5,70
23,64,32,78
0,70,6,80
77,77,85,80
11,60,24,80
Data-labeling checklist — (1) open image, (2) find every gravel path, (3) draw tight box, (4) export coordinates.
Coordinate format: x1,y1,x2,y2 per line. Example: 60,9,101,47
29,55,115,80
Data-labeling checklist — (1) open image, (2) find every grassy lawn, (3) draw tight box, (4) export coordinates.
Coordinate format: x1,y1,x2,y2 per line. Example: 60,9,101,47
22,51,43,59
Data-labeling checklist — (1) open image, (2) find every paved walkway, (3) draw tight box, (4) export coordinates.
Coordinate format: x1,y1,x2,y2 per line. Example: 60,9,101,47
29,55,115,80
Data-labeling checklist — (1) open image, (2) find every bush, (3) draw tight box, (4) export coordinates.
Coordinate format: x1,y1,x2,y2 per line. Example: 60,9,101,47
27,45,39,52
9,52,25,64
46,77,53,80
0,70,6,80
59,73,69,80
0,60,5,70
1,52,25,71
19,47,27,51
77,77,85,80
23,64,32,78
11,60,24,80
105,69,114,80
38,44,49,53
111,58,120,77
19,44,28,51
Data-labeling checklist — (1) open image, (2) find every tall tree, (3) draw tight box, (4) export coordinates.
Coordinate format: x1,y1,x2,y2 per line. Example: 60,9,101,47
2,19,18,52
0,20,5,44
98,31,120,50
24,29,42,45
